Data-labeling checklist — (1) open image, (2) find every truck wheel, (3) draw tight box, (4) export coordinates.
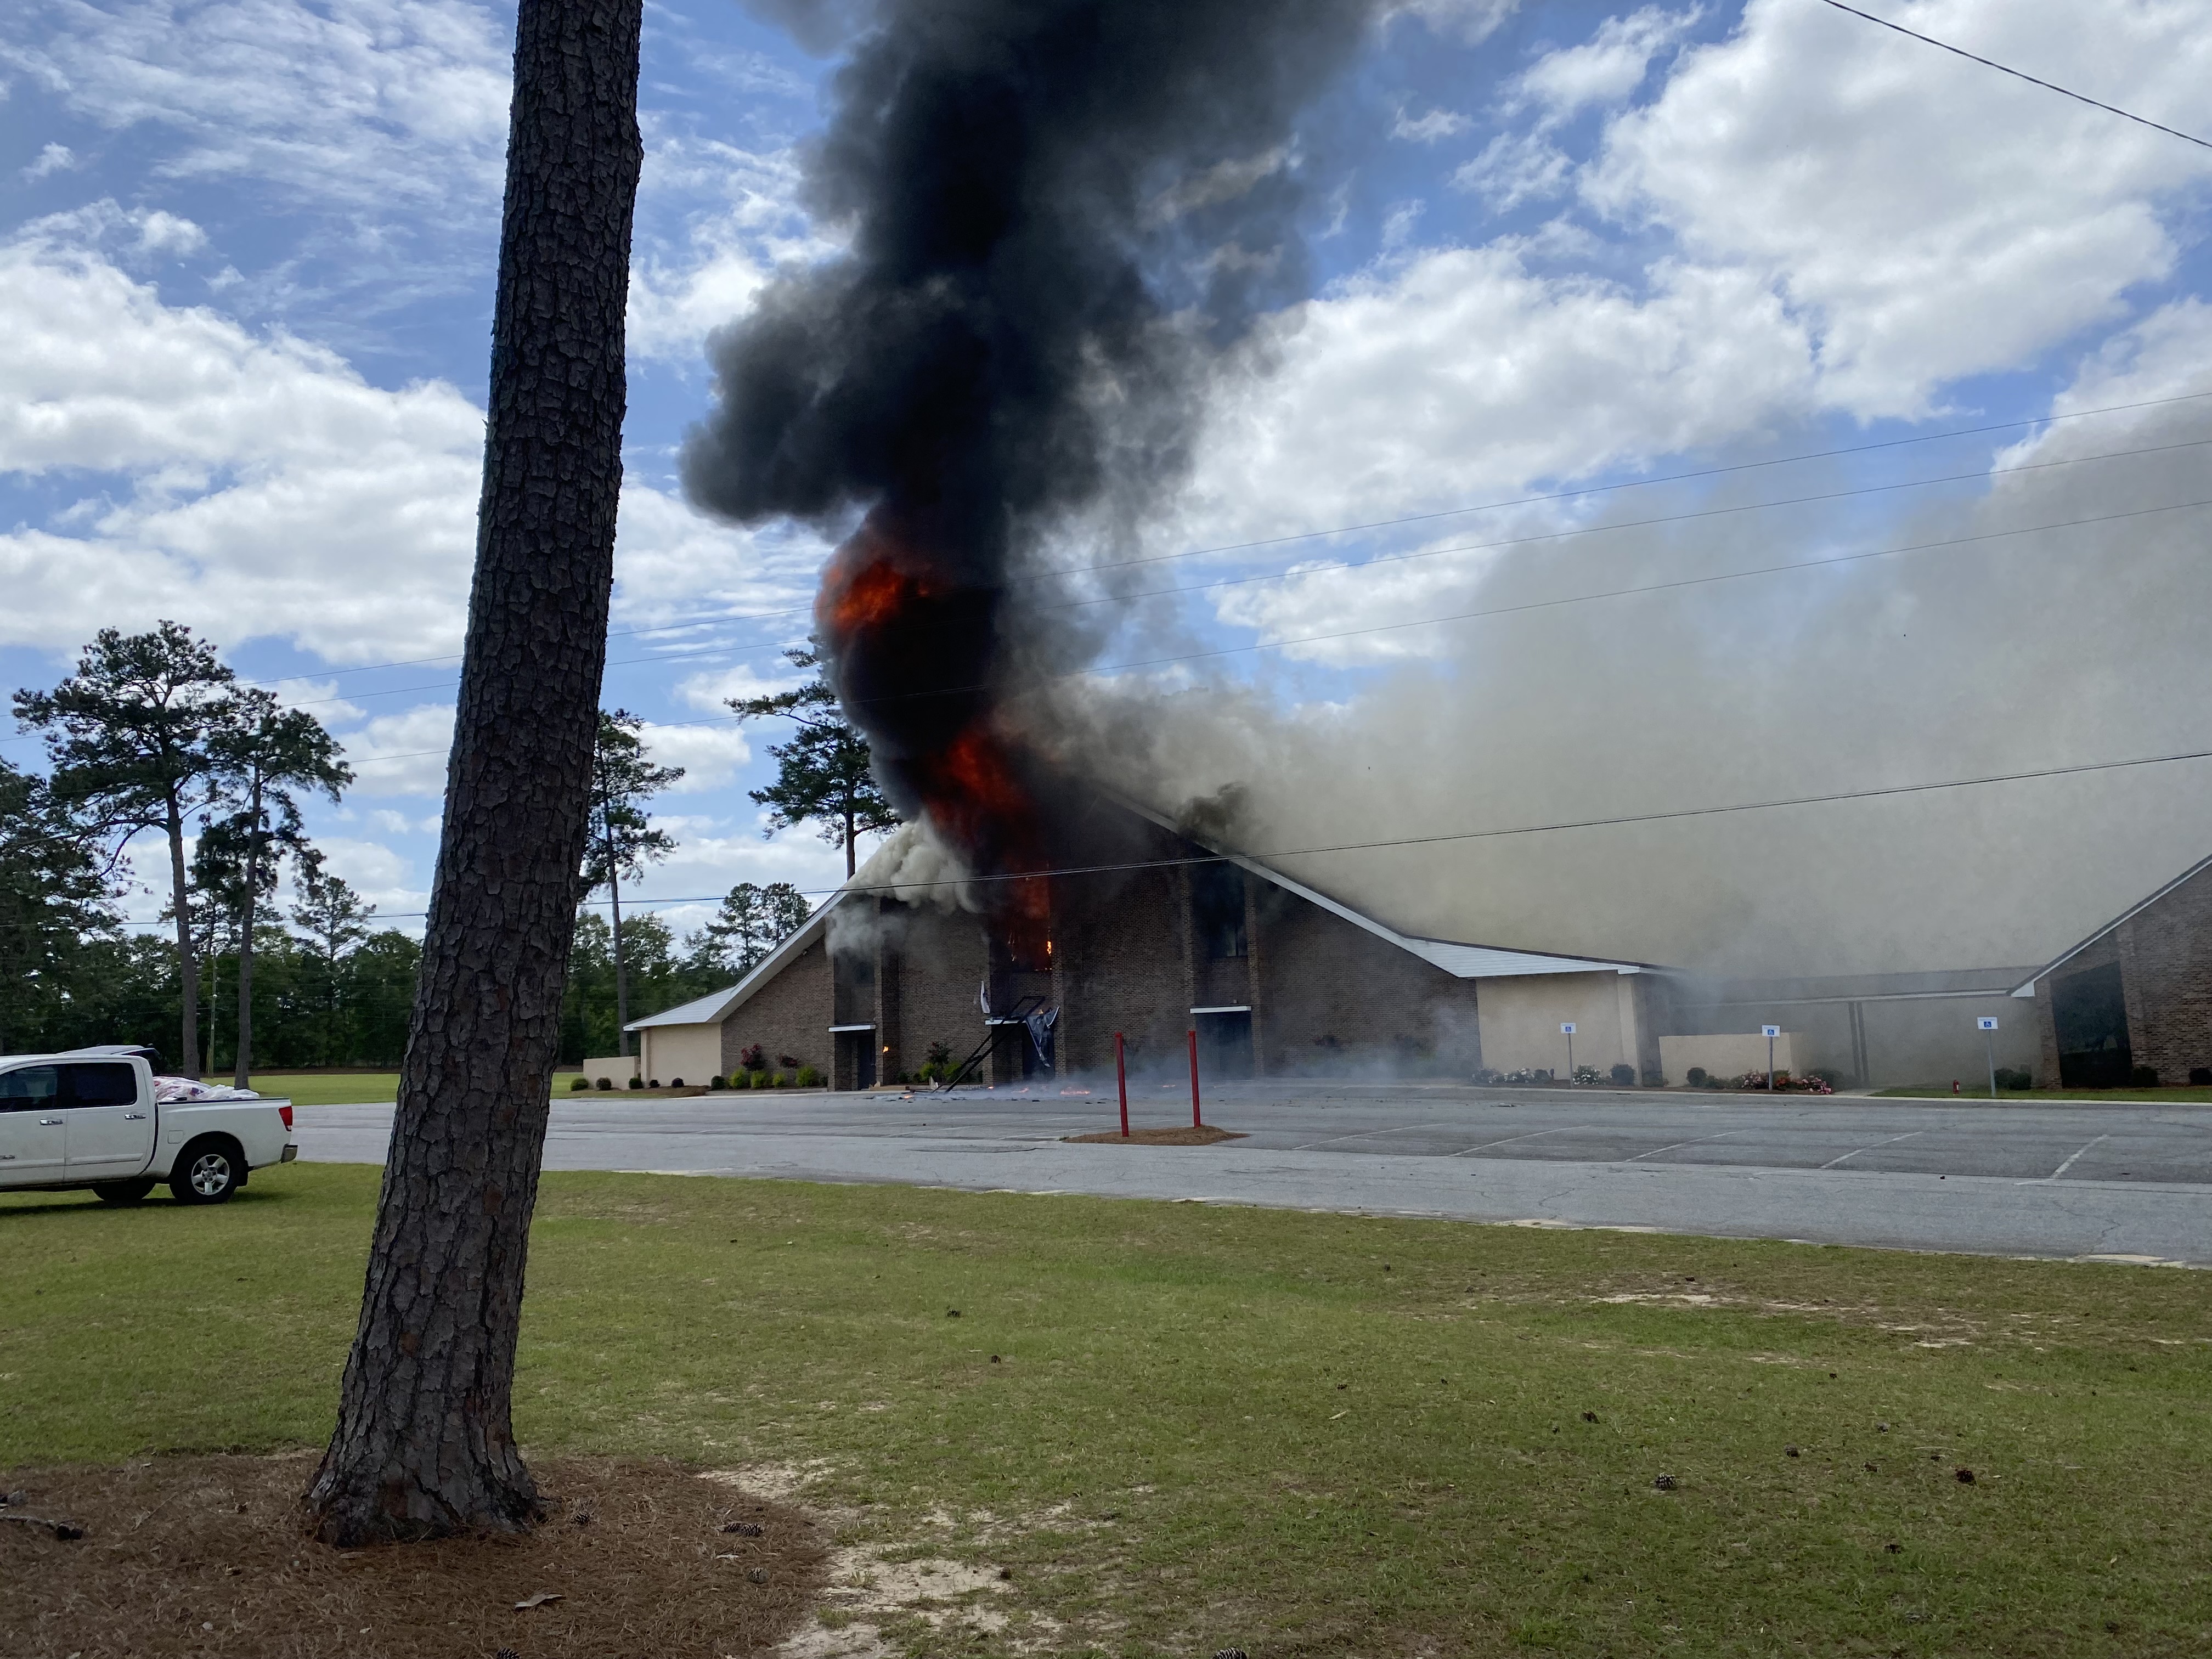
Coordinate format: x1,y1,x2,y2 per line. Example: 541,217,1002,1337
93,1178,158,1205
170,1139,242,1205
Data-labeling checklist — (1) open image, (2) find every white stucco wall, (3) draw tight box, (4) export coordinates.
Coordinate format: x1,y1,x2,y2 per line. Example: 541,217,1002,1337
640,1023,724,1086
1476,973,1641,1075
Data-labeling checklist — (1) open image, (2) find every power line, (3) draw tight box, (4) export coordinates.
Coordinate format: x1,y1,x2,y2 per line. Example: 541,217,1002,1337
1816,0,2212,151
328,494,2210,767
78,735,2206,932
1047,437,2211,613
65,384,2212,702
99,429,2198,733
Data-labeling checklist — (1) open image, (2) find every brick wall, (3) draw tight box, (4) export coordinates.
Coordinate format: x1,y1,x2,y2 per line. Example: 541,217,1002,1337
1054,858,1192,1079
721,936,831,1077
1251,884,1480,1075
2030,862,2212,1087
878,899,989,1080
2118,865,2212,1082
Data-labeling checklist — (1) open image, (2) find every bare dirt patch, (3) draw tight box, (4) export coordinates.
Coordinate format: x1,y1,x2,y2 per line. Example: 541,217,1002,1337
1062,1126,1246,1146
0,1452,825,1659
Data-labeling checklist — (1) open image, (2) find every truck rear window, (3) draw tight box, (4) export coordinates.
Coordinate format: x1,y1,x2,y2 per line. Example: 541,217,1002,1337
64,1063,139,1108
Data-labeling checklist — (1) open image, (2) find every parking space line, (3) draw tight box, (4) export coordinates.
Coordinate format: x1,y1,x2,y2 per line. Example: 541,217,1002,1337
2046,1133,2111,1181
1819,1130,1924,1170
1625,1130,1746,1163
1448,1125,1592,1158
1289,1122,1445,1150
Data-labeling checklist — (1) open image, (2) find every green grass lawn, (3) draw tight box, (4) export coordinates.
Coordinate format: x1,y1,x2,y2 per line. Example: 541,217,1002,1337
5,1167,2209,1656
242,1070,403,1105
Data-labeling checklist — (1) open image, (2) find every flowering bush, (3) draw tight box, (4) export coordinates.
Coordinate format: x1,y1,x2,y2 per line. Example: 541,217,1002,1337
1733,1069,1832,1094
1571,1064,1605,1085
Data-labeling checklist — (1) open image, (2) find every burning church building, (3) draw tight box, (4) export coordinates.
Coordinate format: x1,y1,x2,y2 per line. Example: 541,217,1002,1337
626,793,1660,1092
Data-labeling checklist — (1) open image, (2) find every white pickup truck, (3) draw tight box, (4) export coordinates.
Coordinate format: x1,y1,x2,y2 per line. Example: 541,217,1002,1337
0,1049,296,1205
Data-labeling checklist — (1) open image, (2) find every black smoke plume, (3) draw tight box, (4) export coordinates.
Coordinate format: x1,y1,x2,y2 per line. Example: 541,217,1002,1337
682,0,1374,889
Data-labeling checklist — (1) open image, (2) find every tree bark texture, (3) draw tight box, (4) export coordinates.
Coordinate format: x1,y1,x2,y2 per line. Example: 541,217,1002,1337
306,0,642,1544
234,778,263,1089
165,799,201,1079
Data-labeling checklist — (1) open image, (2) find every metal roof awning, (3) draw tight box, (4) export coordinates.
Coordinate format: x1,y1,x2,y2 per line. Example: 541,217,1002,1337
828,1023,876,1032
1191,1005,1251,1013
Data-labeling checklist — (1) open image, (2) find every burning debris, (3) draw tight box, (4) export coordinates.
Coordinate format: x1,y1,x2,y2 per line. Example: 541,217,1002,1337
683,0,1375,926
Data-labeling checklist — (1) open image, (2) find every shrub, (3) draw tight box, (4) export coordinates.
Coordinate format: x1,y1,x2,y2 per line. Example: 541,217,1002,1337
2191,1067,2212,1087
1471,1067,1502,1085
595,1077,613,1091
647,1078,662,1089
1994,1066,2033,1091
1686,1066,1708,1087
795,1064,823,1087
626,1076,643,1090
1641,1069,1666,1087
568,1076,589,1091
708,1075,726,1090
738,1043,765,1073
2130,1065,2159,1088
727,1071,751,1090
1610,1063,1637,1086
770,1071,792,1089
669,1077,685,1088
1812,1067,1847,1088
776,1053,799,1071
1735,1069,1831,1094
1496,1066,1551,1085
1571,1064,1604,1085
924,1039,953,1068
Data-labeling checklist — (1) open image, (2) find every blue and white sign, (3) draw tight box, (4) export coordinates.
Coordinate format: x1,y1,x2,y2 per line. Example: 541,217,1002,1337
1761,1024,1781,1039
1978,1016,1999,1031
1560,1023,1577,1035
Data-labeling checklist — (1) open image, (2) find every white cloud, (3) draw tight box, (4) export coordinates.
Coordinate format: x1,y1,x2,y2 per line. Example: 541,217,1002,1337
0,229,483,662
23,142,80,179
1180,246,1816,551
637,720,752,794
7,0,511,214
1392,108,1472,144
1585,0,2212,415
1452,130,1572,208
628,137,819,365
1515,6,1701,119
309,834,428,921
345,703,453,798
675,656,809,713
611,479,826,636
1389,0,1519,47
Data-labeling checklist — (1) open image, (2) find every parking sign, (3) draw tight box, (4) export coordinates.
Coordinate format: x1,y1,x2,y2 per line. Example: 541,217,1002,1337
1978,1017,1999,1031
1760,1024,1780,1039
1560,1023,1576,1035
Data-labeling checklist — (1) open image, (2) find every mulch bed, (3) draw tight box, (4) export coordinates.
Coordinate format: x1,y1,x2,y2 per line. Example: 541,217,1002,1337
0,1453,825,1659
1063,1125,1247,1146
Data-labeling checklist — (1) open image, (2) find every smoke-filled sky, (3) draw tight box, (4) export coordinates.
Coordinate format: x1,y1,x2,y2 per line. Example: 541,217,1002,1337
2,0,2207,977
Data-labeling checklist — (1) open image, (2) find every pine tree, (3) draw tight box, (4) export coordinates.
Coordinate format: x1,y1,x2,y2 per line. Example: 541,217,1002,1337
697,880,812,977
583,708,682,1053
13,621,243,1077
729,644,899,877
198,690,351,1085
306,0,645,1544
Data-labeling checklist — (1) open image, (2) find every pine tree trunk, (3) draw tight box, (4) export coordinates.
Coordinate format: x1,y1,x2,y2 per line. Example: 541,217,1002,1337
844,805,856,878
166,797,201,1079
609,861,630,1056
234,817,259,1089
305,0,642,1545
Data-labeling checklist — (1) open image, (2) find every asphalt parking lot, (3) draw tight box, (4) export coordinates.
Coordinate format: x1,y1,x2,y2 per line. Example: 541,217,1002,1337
294,1080,2212,1266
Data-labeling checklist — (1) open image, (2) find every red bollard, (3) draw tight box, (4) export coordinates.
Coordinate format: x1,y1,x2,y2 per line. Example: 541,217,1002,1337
1188,1028,1202,1128
1115,1031,1130,1137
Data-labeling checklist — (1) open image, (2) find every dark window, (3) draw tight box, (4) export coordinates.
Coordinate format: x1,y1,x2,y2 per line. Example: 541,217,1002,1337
63,1063,139,1108
2053,962,2131,1088
0,1066,60,1109
1192,863,1247,960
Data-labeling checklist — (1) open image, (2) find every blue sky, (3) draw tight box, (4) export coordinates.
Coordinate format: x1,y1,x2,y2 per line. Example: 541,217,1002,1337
3,0,2209,976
